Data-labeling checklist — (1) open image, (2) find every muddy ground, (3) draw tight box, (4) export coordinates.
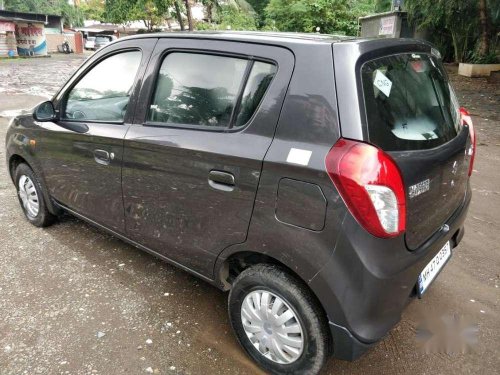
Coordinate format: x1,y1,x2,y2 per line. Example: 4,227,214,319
0,54,498,374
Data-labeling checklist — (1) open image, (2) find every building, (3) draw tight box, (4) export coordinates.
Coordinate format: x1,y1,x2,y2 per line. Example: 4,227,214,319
0,10,64,57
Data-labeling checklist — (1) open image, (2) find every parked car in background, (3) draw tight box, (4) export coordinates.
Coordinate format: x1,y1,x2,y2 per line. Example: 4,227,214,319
5,32,475,374
84,36,96,50
94,35,115,50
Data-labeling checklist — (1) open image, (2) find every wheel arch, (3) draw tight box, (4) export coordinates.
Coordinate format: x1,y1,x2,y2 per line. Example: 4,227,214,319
8,153,27,182
220,249,334,355
8,153,61,215
217,249,328,317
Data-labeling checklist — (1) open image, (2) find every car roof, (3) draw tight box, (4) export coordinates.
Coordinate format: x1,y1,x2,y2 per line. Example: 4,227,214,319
122,31,360,45
111,31,433,56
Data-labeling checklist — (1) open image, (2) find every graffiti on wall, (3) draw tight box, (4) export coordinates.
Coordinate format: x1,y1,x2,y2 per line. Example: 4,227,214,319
15,22,47,56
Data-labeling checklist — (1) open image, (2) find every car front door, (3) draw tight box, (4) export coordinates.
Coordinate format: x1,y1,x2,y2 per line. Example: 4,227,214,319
122,38,294,278
36,39,156,233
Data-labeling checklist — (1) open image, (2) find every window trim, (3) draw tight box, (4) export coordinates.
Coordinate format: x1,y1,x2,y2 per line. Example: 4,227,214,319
143,48,277,132
60,47,143,125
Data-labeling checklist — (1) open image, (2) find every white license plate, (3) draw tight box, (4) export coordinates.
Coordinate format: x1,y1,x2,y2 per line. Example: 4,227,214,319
417,241,451,296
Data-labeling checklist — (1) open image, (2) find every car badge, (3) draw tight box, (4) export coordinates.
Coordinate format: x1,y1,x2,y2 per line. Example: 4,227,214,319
409,179,430,199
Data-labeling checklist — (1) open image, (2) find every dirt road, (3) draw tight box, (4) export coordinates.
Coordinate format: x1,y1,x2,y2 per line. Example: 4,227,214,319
0,55,498,374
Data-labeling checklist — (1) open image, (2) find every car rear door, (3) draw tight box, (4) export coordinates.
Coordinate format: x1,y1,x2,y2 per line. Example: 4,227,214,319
37,38,156,233
121,38,294,278
334,41,472,249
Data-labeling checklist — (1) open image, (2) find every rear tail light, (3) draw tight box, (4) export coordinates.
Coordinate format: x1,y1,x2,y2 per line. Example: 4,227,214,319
460,107,475,176
325,139,406,238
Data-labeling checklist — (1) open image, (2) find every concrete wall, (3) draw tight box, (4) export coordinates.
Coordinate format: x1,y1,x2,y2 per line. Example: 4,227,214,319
359,11,414,38
46,33,79,53
458,63,500,78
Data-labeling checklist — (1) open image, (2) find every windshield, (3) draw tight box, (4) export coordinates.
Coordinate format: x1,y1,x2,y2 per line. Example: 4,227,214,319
361,53,461,151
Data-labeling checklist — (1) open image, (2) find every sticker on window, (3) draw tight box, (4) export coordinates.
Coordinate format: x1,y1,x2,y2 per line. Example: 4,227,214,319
373,70,392,97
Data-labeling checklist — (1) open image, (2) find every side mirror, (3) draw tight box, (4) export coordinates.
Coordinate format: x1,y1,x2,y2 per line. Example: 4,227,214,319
33,101,57,122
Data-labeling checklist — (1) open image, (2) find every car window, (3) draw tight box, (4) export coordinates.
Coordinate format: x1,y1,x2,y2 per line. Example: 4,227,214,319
96,36,111,42
361,53,461,151
234,61,276,127
148,52,248,128
63,50,141,122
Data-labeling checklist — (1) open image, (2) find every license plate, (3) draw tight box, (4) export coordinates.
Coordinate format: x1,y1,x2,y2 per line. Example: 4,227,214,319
417,241,451,296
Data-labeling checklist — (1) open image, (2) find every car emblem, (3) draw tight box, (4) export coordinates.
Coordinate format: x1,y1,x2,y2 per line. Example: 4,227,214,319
409,179,430,199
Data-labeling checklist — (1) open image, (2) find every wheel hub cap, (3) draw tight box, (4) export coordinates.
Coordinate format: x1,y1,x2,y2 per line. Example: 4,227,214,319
18,175,39,218
241,290,304,364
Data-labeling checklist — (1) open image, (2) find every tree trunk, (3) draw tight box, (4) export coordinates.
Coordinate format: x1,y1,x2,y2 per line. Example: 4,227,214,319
477,0,490,57
184,0,194,31
207,3,213,23
174,1,185,31
451,31,460,63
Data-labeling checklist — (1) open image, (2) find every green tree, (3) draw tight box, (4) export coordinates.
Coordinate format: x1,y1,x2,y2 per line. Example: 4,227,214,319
265,0,355,35
4,0,84,27
105,0,170,31
217,4,258,30
173,0,185,30
80,0,106,21
202,0,219,23
104,0,137,24
245,0,269,26
406,0,479,62
374,0,391,13
184,0,194,30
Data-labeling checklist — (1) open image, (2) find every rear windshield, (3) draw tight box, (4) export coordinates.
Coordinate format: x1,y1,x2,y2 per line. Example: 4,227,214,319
361,53,461,151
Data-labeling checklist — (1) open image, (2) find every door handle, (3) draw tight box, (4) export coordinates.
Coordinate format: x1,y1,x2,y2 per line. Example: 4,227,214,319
94,149,114,165
208,170,235,192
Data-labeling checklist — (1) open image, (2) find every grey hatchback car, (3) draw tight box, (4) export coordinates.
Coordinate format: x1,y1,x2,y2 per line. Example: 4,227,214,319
6,32,474,374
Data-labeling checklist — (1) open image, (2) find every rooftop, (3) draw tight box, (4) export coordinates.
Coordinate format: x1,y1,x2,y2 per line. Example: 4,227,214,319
123,30,360,45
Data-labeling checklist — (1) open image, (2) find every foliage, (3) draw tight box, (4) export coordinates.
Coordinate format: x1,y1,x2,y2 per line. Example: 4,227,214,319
104,0,170,30
406,0,498,63
104,0,137,24
374,0,391,13
466,50,498,64
3,0,84,27
196,4,258,30
80,0,106,21
245,0,270,26
217,4,258,30
264,0,356,35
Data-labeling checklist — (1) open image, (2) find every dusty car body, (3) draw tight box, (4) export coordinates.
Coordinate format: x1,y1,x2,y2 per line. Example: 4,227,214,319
5,32,474,374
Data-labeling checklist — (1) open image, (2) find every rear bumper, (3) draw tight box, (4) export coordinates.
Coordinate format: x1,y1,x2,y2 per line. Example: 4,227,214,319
311,184,472,361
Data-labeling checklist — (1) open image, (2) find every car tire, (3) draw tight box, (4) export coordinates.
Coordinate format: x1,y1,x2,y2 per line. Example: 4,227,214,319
228,264,330,375
14,163,56,227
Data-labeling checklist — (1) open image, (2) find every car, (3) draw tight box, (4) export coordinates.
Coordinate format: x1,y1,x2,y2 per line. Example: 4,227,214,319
84,36,96,50
94,34,114,50
5,32,474,374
